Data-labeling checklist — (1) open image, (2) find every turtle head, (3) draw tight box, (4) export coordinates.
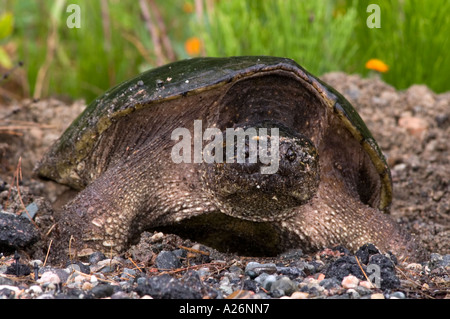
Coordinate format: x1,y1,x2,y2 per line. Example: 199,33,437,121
202,121,320,222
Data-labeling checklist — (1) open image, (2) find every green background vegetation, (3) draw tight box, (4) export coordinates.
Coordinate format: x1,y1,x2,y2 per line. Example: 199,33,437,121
1,0,449,103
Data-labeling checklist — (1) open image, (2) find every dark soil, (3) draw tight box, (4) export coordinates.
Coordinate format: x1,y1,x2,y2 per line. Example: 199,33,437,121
0,72,448,299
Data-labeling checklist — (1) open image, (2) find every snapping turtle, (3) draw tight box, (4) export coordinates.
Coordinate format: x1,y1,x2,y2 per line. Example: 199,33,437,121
36,56,424,261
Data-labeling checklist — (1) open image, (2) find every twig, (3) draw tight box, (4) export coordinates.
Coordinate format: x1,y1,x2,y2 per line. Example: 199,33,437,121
43,239,53,267
69,235,75,262
157,262,227,276
4,157,39,229
128,257,144,273
178,245,210,256
354,255,375,288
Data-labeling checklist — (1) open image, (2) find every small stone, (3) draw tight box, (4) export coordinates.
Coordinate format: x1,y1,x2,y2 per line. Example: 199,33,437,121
197,267,210,279
368,254,400,289
90,283,115,298
94,258,120,273
155,250,181,270
0,285,21,297
390,291,406,299
355,285,373,297
262,275,277,291
81,282,93,291
398,116,428,137
319,278,341,290
37,293,55,299
0,211,40,251
38,271,61,285
270,276,298,297
342,274,360,289
359,280,375,289
28,285,43,296
245,262,277,277
325,256,365,281
66,264,81,273
355,243,380,264
89,251,106,264
347,288,360,299
435,114,449,128
121,268,137,281
22,202,39,220
254,273,269,285
135,274,202,299
243,279,258,292
219,277,233,295
290,291,309,299
111,291,131,299
405,263,423,271
276,266,305,279
29,260,43,268
371,293,385,299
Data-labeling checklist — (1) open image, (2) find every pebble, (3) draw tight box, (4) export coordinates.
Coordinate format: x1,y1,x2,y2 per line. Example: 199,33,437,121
355,285,373,297
319,278,341,290
370,293,385,299
289,291,309,299
270,276,298,297
276,266,305,279
155,250,181,270
89,251,107,264
429,253,450,269
347,289,360,299
398,116,428,137
368,254,400,289
359,280,376,289
90,283,115,298
245,262,277,278
38,271,61,285
341,274,360,289
135,274,202,299
219,277,233,295
299,277,324,295
120,268,137,281
389,291,406,299
405,263,423,271
261,275,277,291
0,285,21,297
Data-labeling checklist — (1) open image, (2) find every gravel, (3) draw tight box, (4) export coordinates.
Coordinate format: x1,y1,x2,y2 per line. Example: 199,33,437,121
0,237,449,299
0,72,448,299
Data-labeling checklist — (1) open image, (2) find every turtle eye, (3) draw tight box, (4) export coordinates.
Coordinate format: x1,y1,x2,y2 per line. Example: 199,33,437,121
286,147,297,162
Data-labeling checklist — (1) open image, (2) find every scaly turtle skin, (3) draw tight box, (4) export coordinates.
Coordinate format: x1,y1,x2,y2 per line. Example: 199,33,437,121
36,56,424,261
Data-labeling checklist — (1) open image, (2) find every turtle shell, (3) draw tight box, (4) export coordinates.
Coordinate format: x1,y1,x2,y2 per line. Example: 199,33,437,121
36,56,392,210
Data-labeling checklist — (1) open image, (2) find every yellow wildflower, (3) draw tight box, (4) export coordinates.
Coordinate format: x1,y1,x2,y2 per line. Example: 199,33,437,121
185,37,202,56
365,59,389,73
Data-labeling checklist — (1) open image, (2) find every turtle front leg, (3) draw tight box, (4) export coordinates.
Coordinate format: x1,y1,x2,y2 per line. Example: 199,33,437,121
50,160,216,261
278,186,426,261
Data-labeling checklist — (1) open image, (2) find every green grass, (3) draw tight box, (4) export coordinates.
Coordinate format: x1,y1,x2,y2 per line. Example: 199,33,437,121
2,0,192,102
350,0,450,92
194,0,450,93
1,0,449,102
193,0,358,75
